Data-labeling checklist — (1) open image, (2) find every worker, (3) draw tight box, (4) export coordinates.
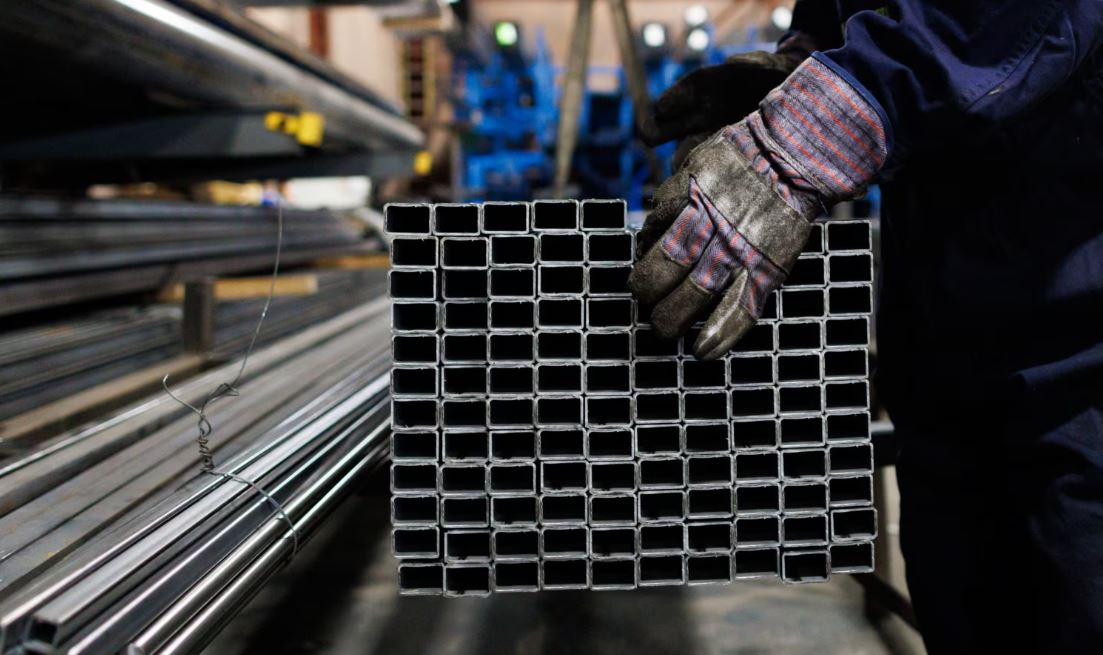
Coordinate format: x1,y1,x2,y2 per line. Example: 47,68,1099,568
629,2,1103,653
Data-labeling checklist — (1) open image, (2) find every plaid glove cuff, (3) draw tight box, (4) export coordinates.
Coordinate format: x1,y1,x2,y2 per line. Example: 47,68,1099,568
727,56,888,217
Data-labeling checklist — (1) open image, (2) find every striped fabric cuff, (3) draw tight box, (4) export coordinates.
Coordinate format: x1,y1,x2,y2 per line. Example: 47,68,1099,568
727,56,888,216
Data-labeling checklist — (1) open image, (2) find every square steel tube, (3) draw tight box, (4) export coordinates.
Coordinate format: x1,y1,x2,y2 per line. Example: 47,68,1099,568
829,475,874,508
634,391,680,423
684,423,731,454
493,528,540,559
684,391,730,422
640,523,684,554
384,203,431,235
778,321,823,352
638,555,686,586
481,202,529,233
828,253,874,284
442,300,487,331
589,461,637,493
831,507,878,542
444,564,492,597
590,527,639,558
686,456,733,487
440,332,486,364
538,428,586,460
391,494,439,525
830,442,874,474
587,427,634,460
587,396,633,426
388,269,436,300
802,222,824,254
487,366,533,395
441,398,487,430
687,555,733,585
782,513,829,547
442,270,487,300
781,550,829,584
686,487,733,519
686,521,734,555
585,332,631,361
591,558,638,590
785,254,826,287
491,496,538,527
440,464,486,496
441,366,487,397
536,395,583,427
444,529,491,562
633,327,680,359
824,348,868,379
828,284,873,316
398,563,443,595
489,268,536,299
825,316,870,348
780,415,826,448
487,396,534,429
391,430,438,462
537,330,584,361
390,237,438,268
488,331,535,362
826,412,870,443
440,496,489,528
581,199,627,230
778,384,824,415
488,462,537,495
391,462,438,494
587,265,632,297
433,203,480,235
780,288,826,319
776,353,822,384
735,483,781,515
735,515,781,547
391,399,438,430
589,494,637,525
586,232,634,263
489,300,535,330
391,302,438,333
538,265,585,296
537,363,583,394
442,430,488,462
532,199,579,231
490,235,537,266
729,354,775,386
635,424,681,457
638,491,685,523
826,380,870,411
782,481,829,512
541,526,589,558
541,461,587,493
489,429,537,461
586,298,633,330
493,561,540,592
541,558,589,590
391,366,437,397
734,547,780,579
732,419,779,450
826,219,872,251
540,493,588,524
539,232,585,263
536,298,583,329
830,542,875,573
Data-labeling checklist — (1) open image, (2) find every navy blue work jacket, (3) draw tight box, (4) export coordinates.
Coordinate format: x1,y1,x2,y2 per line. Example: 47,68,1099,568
789,1,1103,424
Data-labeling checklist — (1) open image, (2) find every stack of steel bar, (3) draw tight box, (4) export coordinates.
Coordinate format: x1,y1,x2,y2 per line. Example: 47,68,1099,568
0,270,387,425
387,200,876,595
0,308,181,420
0,197,367,317
0,299,394,654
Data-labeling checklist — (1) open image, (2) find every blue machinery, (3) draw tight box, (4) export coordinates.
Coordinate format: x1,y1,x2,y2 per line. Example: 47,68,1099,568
452,19,768,208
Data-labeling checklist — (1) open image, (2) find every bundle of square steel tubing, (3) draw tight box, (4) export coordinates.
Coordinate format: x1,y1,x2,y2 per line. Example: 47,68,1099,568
386,200,876,596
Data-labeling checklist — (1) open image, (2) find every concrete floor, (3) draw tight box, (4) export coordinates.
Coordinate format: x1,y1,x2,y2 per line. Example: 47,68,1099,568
205,471,915,655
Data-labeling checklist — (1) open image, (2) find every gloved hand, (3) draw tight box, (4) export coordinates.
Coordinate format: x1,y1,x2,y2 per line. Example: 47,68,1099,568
641,51,802,152
629,57,889,359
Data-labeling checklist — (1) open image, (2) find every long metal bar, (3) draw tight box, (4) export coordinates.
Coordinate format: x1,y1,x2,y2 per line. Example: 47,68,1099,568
0,0,422,151
552,0,594,194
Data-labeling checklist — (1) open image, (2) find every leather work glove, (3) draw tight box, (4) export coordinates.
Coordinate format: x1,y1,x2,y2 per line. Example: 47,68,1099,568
629,57,889,360
641,51,802,150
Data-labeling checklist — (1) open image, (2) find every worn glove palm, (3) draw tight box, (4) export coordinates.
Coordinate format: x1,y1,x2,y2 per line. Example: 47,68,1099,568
629,127,814,360
630,57,889,360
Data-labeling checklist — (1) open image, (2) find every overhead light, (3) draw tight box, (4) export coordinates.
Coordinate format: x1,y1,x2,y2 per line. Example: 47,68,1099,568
686,27,710,52
683,5,708,27
771,6,793,30
494,21,519,48
642,22,667,49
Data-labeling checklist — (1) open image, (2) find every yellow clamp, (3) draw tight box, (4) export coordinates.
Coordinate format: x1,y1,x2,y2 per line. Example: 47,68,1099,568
265,111,325,147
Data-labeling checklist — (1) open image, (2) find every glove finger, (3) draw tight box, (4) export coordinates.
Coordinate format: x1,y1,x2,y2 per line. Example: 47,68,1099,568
636,169,690,257
627,238,692,309
649,275,717,341
693,268,758,361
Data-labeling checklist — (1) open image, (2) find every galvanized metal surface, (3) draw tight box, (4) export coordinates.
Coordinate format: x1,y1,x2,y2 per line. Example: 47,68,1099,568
386,201,876,595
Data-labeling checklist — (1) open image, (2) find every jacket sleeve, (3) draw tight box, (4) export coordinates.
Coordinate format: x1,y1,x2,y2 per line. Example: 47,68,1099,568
816,1,1103,169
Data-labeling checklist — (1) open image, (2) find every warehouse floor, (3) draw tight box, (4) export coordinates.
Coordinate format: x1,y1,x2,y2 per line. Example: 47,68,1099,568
205,472,901,655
